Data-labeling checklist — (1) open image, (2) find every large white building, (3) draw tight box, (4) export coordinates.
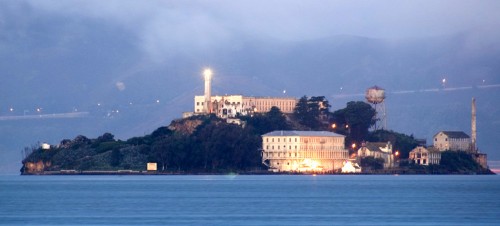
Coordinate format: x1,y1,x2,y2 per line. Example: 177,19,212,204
194,95,297,118
261,130,348,172
433,131,471,152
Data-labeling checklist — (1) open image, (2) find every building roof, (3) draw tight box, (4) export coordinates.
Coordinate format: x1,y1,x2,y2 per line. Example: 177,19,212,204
435,131,470,139
411,146,441,153
363,142,388,152
262,130,344,137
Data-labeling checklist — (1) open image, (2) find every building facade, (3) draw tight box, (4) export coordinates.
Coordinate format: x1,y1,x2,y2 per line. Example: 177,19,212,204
194,95,297,118
409,146,441,165
357,142,394,169
261,130,348,172
433,131,471,152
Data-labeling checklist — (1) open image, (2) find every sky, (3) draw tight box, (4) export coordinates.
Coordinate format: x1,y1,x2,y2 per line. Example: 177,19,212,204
21,0,500,61
1,0,500,173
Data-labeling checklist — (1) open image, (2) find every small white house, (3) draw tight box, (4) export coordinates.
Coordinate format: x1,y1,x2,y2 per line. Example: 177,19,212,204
409,146,441,165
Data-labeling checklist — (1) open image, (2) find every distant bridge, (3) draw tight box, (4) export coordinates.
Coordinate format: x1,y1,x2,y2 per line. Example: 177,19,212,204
0,112,89,121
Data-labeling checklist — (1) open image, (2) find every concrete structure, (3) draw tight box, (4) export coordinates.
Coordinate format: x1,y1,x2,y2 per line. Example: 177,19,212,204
409,146,441,165
261,131,348,172
194,95,297,118
357,141,394,169
433,131,471,152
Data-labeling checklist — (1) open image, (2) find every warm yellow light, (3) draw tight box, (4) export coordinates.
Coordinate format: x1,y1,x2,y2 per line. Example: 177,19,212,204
395,151,400,156
345,124,349,128
351,143,356,149
331,123,336,129
203,68,213,80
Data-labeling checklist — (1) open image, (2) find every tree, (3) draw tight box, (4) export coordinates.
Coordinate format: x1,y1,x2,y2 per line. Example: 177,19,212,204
97,133,115,143
110,148,122,167
360,156,384,170
266,106,289,129
293,96,330,130
331,101,376,144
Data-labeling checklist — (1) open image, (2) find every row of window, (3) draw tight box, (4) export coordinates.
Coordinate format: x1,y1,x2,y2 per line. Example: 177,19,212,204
265,145,344,151
265,137,341,144
266,137,298,143
265,151,347,159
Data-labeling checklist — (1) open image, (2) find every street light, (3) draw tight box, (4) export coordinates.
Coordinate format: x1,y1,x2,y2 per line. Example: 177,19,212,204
331,123,336,129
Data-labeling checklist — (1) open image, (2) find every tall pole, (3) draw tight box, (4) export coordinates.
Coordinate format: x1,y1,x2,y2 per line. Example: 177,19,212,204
471,97,477,153
203,68,213,114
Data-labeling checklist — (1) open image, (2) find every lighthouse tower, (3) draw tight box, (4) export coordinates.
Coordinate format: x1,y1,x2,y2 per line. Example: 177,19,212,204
203,68,213,114
471,97,477,153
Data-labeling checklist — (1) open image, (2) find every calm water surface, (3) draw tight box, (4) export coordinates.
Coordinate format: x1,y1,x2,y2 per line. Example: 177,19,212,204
1,175,499,225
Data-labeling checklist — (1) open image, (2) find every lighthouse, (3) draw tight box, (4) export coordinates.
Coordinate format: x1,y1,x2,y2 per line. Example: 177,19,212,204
203,68,213,114
471,97,477,152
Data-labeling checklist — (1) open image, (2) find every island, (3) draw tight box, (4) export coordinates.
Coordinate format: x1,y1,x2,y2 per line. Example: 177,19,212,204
21,96,494,175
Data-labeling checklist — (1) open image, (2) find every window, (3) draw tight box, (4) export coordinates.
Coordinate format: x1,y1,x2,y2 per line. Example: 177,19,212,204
295,138,297,142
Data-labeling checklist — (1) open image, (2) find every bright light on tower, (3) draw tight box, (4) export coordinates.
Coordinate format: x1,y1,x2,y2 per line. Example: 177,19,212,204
203,68,213,80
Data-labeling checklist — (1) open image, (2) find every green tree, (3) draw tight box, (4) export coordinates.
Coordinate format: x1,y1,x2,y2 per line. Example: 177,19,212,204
331,101,375,144
110,148,122,167
293,96,330,129
360,156,384,170
97,132,115,143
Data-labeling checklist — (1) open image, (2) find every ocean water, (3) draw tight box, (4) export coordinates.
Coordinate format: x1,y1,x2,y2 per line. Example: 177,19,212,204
0,175,499,225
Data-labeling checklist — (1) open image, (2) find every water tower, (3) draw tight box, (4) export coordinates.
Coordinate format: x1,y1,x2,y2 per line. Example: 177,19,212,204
365,86,387,130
